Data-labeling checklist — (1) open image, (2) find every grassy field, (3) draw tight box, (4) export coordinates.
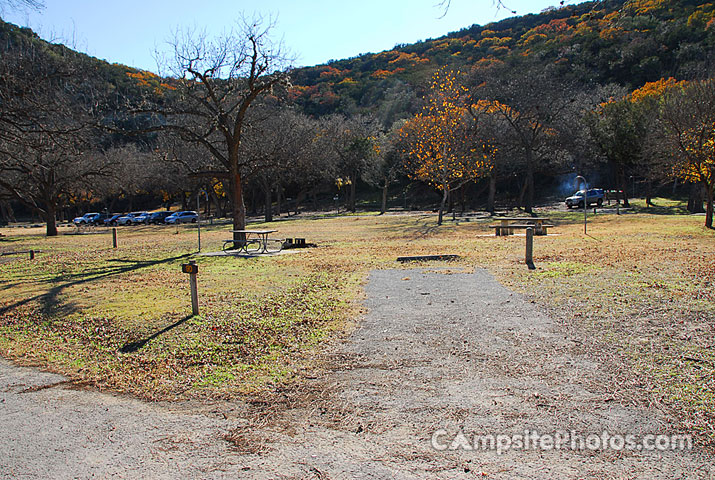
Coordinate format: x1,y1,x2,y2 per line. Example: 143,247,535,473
1,199,714,440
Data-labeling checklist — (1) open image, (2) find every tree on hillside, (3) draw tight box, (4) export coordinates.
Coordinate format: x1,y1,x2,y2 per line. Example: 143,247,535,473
467,103,505,214
585,88,642,207
470,64,577,213
240,107,320,222
401,70,492,225
0,30,112,235
321,114,381,213
141,17,290,242
363,122,406,215
660,78,715,229
586,79,685,207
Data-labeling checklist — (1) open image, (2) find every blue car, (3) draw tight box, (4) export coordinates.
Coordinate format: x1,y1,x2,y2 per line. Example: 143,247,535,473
165,211,198,224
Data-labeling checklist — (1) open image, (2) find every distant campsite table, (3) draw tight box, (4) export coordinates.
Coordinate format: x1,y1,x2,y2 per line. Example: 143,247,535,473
488,217,553,236
223,229,282,253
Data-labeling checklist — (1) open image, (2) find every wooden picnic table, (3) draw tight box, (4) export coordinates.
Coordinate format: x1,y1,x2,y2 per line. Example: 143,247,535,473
489,217,553,236
223,229,281,254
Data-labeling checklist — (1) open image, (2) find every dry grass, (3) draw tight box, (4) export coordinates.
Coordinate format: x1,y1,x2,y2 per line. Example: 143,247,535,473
1,200,714,441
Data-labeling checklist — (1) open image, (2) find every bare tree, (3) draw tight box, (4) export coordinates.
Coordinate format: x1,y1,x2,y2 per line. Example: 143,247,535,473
0,0,43,13
0,27,112,235
144,16,291,241
470,63,577,213
239,107,318,221
436,0,516,18
362,122,405,214
321,114,381,213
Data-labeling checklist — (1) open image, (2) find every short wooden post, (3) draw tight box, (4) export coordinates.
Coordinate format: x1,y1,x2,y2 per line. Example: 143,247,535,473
525,227,535,270
189,261,199,315
112,228,118,248
29,250,34,260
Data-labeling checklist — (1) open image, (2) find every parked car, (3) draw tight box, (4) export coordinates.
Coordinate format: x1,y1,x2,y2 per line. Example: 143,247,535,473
165,211,199,224
117,212,148,226
134,212,152,224
92,213,114,225
73,213,100,225
147,211,173,224
103,214,123,226
566,189,604,209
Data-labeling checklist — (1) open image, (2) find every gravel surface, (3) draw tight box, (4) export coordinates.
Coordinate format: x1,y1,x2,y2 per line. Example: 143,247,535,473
2,268,713,479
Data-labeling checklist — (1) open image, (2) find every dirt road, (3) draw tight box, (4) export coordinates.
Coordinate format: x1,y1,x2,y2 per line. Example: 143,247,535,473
1,269,712,479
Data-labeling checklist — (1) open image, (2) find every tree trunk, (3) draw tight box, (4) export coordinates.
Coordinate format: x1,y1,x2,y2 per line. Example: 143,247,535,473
687,183,705,213
460,185,466,215
524,151,534,214
264,182,273,223
618,170,630,208
44,203,58,237
705,183,714,229
381,180,388,215
517,178,528,212
0,201,16,223
210,188,224,218
487,172,496,214
232,169,246,242
276,184,282,216
438,185,448,225
295,190,306,215
349,177,356,213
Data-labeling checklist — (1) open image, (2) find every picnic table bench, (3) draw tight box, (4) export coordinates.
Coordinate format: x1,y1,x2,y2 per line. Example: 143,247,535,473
488,217,554,236
222,230,283,254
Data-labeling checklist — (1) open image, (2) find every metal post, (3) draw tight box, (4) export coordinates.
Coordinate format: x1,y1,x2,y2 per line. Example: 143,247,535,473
197,193,201,253
112,228,118,248
525,227,535,270
189,260,199,316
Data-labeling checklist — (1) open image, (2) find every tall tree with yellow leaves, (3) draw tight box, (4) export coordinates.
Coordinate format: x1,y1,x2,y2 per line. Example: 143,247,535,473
400,70,492,225
661,78,715,228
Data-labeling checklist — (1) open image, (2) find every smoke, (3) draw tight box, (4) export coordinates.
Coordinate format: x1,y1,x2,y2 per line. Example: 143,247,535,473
555,172,605,197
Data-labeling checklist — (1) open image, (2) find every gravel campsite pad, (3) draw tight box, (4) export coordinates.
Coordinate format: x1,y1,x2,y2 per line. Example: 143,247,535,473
2,269,713,478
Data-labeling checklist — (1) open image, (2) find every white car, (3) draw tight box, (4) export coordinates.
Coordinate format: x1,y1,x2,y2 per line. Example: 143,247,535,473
117,212,148,226
73,213,100,225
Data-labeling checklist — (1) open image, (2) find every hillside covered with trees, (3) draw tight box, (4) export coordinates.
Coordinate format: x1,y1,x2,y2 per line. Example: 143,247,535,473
1,0,714,234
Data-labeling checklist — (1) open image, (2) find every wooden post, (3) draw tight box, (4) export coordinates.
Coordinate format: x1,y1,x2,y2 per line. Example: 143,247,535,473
112,228,118,248
525,227,535,270
189,260,199,316
29,250,34,260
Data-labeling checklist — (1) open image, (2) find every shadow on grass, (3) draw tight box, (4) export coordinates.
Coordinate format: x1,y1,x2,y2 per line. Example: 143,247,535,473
119,314,194,353
0,253,193,318
629,203,692,216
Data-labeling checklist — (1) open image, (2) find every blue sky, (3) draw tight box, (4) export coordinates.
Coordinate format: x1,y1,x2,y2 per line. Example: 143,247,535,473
3,0,566,72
